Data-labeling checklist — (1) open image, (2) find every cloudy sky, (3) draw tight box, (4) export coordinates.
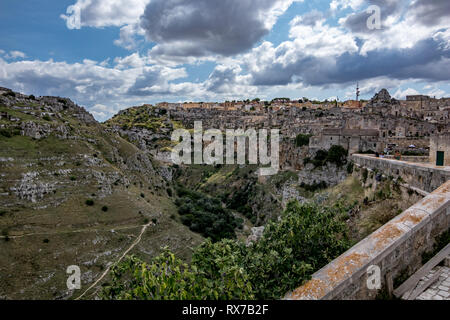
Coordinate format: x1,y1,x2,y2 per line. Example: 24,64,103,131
0,0,449,120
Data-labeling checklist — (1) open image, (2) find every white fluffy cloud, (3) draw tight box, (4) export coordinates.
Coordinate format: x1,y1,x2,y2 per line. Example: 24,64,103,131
1,50,27,60
1,0,447,121
61,0,149,29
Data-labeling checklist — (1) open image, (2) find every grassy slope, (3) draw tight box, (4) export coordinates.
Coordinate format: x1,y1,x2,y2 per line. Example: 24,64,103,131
0,98,203,299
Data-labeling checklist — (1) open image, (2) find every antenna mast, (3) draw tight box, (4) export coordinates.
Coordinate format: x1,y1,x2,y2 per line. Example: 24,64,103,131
356,83,360,102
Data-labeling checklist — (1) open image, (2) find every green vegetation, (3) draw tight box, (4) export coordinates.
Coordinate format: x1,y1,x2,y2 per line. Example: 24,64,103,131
3,91,15,98
295,134,312,147
0,128,21,138
304,145,348,168
85,199,94,206
347,162,354,174
101,248,254,300
362,168,369,183
175,187,242,242
101,200,351,300
225,182,254,220
300,181,328,192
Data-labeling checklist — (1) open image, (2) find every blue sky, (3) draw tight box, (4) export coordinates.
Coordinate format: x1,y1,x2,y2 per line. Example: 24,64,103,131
0,0,449,120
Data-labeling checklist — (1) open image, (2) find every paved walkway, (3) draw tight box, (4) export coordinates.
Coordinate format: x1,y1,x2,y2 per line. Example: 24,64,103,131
416,264,450,300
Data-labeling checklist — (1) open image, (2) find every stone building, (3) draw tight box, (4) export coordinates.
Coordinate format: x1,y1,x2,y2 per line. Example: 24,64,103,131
430,133,450,166
406,95,431,101
310,128,381,154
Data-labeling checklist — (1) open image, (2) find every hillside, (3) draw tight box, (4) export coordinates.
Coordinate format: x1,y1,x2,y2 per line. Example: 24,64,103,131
0,89,203,299
0,88,426,300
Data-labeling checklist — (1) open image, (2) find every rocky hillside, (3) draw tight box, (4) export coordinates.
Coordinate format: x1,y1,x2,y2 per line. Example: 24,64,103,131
0,88,203,299
0,88,418,300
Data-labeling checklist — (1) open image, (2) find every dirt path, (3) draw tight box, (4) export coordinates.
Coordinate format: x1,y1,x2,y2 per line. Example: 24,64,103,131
75,222,153,300
0,224,141,239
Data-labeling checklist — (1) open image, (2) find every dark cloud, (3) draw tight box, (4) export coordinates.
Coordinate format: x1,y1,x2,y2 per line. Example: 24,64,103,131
140,0,294,57
251,37,450,87
343,0,404,34
409,0,450,26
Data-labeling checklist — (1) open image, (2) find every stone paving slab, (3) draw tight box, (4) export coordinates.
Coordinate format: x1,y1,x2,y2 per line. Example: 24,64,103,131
416,265,450,300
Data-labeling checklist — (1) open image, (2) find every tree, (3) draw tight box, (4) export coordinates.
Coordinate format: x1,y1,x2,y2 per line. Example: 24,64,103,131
326,145,348,167
244,201,350,299
295,134,311,147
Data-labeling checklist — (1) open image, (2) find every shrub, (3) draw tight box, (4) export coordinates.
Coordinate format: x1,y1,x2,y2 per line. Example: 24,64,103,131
85,199,94,206
326,145,348,167
0,129,12,138
347,162,354,174
101,249,253,300
295,134,311,147
101,201,351,300
362,168,369,183
166,188,173,197
70,176,76,181
175,187,242,242
300,181,328,192
3,91,15,98
245,201,350,299
140,193,145,198
43,239,50,244
102,206,108,212
42,115,51,121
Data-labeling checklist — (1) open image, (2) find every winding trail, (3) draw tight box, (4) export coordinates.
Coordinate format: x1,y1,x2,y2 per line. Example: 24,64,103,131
75,222,153,300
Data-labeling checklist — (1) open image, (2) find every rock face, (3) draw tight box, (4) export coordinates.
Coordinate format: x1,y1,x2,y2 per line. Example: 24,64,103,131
280,183,305,208
0,88,168,209
21,122,52,139
246,226,265,246
12,172,56,203
297,162,348,188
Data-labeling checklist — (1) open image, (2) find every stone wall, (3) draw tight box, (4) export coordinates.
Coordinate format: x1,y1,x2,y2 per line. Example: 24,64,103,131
285,180,450,300
352,154,450,193
285,156,450,300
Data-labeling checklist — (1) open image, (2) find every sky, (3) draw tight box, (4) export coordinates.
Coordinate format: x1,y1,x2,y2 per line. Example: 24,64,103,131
0,0,449,121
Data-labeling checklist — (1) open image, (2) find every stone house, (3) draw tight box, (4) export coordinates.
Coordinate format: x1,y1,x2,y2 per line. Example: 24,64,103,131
310,128,381,154
430,133,450,166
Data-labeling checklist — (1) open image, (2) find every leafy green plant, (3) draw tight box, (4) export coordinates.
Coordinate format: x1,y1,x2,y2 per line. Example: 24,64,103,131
101,201,351,300
295,134,312,147
101,248,253,300
175,186,241,241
